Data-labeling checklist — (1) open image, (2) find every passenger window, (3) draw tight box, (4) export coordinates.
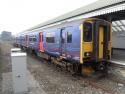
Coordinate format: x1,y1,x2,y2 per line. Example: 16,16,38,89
46,32,55,43
33,38,37,42
29,38,32,41
83,22,92,42
67,32,72,43
29,38,31,41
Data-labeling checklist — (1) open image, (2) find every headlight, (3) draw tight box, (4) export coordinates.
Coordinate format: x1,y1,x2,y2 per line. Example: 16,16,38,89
84,52,91,57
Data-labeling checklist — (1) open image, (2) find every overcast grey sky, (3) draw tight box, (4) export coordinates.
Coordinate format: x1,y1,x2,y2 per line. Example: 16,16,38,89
0,0,97,35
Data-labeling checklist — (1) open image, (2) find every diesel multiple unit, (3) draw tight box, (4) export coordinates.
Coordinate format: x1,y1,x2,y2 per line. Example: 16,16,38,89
16,18,112,74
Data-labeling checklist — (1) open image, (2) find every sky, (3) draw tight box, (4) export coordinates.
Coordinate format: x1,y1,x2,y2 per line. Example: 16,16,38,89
0,0,97,35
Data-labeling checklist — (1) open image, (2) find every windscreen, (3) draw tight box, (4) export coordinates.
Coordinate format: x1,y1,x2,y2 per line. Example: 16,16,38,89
83,22,92,42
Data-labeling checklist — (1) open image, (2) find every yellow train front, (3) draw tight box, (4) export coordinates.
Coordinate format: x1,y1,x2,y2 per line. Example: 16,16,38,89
80,18,112,73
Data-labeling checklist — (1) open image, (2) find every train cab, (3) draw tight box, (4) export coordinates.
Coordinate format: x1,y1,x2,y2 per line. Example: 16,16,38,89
80,19,112,71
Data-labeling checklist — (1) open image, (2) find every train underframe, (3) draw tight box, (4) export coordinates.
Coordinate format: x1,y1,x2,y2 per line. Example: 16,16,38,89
46,56,110,75
16,44,110,75
31,48,109,75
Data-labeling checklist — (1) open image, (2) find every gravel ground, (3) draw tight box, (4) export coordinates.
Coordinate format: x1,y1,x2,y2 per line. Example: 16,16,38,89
0,41,125,94
27,55,106,94
27,54,125,94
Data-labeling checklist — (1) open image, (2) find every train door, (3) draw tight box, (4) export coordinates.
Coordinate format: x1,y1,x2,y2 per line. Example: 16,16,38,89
93,21,110,61
39,32,44,52
99,26,104,59
60,28,66,57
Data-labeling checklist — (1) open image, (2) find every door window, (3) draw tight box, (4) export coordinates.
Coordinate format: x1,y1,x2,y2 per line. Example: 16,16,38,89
61,32,65,43
67,32,72,43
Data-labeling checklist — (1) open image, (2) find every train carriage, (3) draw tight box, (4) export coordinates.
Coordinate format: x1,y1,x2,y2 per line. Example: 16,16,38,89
43,21,81,61
27,31,45,54
19,33,28,50
28,32,39,51
16,18,112,74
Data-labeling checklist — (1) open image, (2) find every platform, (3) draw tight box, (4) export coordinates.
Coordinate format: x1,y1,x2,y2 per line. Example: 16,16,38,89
111,60,125,66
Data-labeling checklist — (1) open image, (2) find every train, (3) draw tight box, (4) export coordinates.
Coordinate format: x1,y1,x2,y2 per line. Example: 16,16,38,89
15,18,112,74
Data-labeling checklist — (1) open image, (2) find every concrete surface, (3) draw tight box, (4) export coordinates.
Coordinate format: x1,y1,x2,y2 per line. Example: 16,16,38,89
2,71,46,94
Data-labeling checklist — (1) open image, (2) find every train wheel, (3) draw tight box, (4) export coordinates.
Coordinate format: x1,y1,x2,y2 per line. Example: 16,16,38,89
48,56,51,62
96,62,109,73
70,63,81,76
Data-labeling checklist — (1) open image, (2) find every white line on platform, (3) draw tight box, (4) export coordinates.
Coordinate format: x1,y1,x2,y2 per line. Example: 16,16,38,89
110,60,125,66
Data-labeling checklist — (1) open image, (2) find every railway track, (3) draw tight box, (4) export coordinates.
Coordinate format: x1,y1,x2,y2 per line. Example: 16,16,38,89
78,73,117,94
82,68,125,94
85,80,116,94
29,54,125,94
107,74,125,85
